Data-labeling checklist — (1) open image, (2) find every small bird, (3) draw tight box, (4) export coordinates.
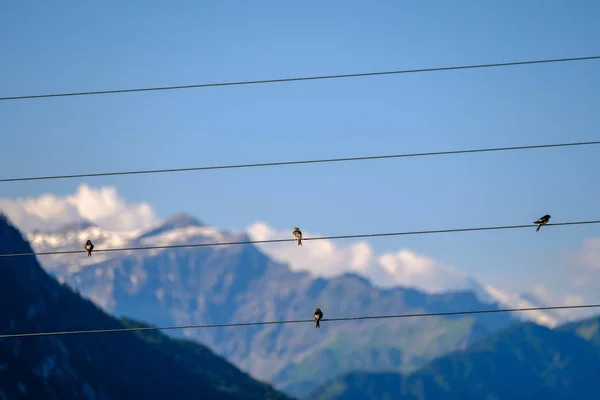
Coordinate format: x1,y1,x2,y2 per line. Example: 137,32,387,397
534,215,551,232
293,227,303,246
84,240,94,257
314,308,323,328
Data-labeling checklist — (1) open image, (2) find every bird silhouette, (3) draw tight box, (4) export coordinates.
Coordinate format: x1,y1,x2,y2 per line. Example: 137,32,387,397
314,308,323,328
85,240,94,256
534,215,551,232
293,227,303,246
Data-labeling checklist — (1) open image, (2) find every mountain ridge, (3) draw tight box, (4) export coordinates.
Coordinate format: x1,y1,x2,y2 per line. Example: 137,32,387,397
27,213,566,325
15,213,561,396
307,319,600,399
137,213,205,240
0,213,292,400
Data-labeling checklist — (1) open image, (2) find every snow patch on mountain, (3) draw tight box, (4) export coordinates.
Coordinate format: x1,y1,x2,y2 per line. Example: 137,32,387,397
27,214,248,272
27,224,139,271
138,225,243,247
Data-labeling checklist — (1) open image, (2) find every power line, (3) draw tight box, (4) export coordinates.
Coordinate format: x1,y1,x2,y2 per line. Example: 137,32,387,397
2,140,599,183
1,303,598,339
1,55,599,102
2,220,598,259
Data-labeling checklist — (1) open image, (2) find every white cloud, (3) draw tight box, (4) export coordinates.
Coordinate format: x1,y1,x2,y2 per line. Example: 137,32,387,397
247,221,371,277
484,284,560,327
0,184,158,233
522,283,592,325
532,285,586,309
377,250,469,292
531,284,553,304
553,292,591,322
563,294,585,306
246,221,471,293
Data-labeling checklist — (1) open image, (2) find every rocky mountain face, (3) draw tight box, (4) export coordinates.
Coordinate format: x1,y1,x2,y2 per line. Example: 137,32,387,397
26,214,524,397
0,215,291,400
308,317,600,400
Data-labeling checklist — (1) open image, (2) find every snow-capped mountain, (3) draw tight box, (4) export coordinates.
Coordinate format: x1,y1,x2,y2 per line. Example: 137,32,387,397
19,213,565,396
28,222,139,273
27,213,248,273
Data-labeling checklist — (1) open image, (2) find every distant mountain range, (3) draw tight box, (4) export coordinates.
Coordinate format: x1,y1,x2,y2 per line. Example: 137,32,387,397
0,214,291,400
27,213,571,326
18,213,569,397
307,314,600,399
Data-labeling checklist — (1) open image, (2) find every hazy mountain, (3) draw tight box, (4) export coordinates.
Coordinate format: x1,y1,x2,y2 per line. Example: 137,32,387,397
0,214,291,400
308,321,600,399
23,214,542,396
137,213,205,240
558,314,600,350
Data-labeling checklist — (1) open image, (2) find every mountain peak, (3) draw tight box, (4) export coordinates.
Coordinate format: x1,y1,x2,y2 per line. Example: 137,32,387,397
339,272,371,285
0,214,26,246
163,213,204,227
137,213,205,240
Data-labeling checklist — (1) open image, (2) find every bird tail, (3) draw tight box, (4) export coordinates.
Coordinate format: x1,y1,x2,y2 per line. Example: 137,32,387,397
298,239,302,246
536,224,541,232
316,320,320,328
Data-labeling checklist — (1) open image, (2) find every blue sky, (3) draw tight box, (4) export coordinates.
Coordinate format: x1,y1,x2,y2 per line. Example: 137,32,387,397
1,1,599,301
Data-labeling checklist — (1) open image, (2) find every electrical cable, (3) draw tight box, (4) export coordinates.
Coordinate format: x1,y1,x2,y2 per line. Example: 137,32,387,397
1,140,599,183
2,220,598,259
1,303,597,339
1,55,598,102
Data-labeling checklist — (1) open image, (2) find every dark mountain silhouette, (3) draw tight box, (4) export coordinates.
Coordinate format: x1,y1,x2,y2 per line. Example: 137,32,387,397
0,214,292,400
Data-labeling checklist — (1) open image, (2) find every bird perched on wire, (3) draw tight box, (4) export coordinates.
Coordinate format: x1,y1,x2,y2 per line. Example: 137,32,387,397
314,308,323,328
293,227,303,246
534,215,551,232
84,240,94,256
